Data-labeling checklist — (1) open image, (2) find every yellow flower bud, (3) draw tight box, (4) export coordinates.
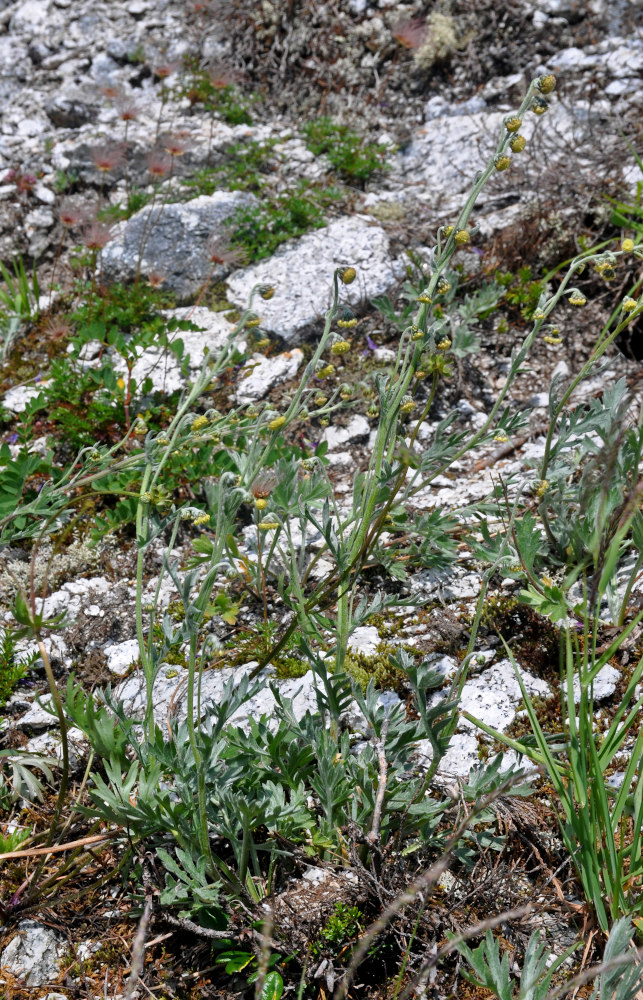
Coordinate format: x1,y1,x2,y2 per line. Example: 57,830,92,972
537,74,556,94
569,292,586,306
494,154,511,171
531,96,548,114
400,397,415,414
269,415,286,431
623,297,638,313
259,284,275,299
443,225,454,236
258,519,280,531
504,116,522,133
317,364,335,378
255,337,271,350
330,339,351,355
193,513,211,526
454,229,470,245
340,266,357,284
534,479,549,498
314,394,328,406
621,239,635,253
436,337,451,350
436,277,451,295
509,135,526,153
255,498,268,510
417,290,432,304
191,415,209,431
494,432,509,443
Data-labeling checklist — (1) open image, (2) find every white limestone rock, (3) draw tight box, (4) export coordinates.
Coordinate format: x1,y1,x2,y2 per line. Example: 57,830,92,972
227,217,401,344
236,349,304,404
105,638,140,677
348,626,380,657
0,920,65,988
114,663,319,730
322,414,370,451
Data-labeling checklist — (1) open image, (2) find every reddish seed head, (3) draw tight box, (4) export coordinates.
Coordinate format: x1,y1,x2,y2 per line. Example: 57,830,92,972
145,149,172,178
89,142,126,173
81,220,114,250
10,171,38,194
206,233,247,267
58,198,87,228
391,17,426,49
43,315,74,340
206,61,237,90
101,84,121,100
115,93,141,121
153,58,181,79
146,271,166,288
160,131,191,157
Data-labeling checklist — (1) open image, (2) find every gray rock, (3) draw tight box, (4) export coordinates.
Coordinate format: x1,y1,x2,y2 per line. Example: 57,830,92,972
0,920,65,988
46,95,97,129
114,663,320,730
100,192,257,300
322,414,370,451
235,349,304,405
573,664,620,703
227,216,400,344
104,638,140,676
110,307,241,396
348,626,380,657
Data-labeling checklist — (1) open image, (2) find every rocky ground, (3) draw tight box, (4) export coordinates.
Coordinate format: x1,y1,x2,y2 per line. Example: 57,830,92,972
0,0,643,997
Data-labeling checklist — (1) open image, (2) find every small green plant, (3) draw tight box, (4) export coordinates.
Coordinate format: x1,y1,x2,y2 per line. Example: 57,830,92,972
313,902,363,954
0,626,38,706
228,181,339,262
302,117,390,185
0,256,40,361
495,266,546,320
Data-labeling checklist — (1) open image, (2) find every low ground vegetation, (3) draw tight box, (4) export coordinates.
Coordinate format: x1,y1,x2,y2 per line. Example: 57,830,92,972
1,43,643,1000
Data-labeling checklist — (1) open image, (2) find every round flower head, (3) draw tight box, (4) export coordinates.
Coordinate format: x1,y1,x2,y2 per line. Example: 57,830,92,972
258,517,280,530
494,154,511,171
417,289,432,304
622,297,638,313
314,393,328,407
454,229,470,245
531,96,548,115
340,266,357,284
330,339,351,355
191,415,209,431
411,326,424,341
337,307,357,329
443,225,454,237
400,396,415,414
436,337,451,350
504,116,522,133
259,284,275,300
533,309,546,320
317,364,335,378
367,404,379,418
568,292,587,306
510,135,526,153
245,314,261,328
621,239,635,253
537,74,556,95
268,415,286,431
193,513,211,526
436,277,451,295
255,337,271,350
494,432,509,443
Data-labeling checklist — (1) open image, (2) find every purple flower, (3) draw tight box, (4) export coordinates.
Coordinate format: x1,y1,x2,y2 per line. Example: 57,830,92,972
366,334,379,351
